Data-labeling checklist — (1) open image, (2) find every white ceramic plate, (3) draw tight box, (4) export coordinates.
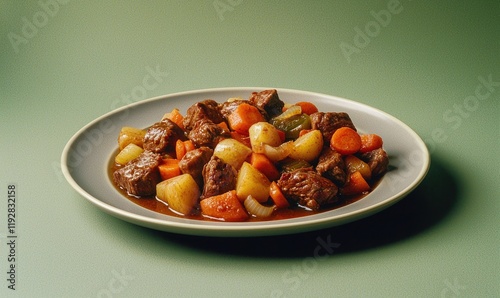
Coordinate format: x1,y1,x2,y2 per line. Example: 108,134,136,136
61,87,429,237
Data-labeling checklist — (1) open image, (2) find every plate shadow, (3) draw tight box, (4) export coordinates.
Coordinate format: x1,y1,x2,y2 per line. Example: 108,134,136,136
153,155,461,258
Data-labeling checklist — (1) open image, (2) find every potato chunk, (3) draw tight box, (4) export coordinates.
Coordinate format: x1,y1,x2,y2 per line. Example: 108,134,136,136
289,129,323,162
213,138,252,170
118,126,146,150
115,143,144,165
248,122,282,149
156,174,200,215
236,162,271,203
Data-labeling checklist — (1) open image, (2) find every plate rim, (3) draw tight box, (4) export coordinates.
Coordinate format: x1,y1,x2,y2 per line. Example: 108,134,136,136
61,87,430,237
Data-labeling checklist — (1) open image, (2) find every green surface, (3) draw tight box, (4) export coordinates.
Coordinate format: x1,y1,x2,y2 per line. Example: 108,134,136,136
1,0,498,297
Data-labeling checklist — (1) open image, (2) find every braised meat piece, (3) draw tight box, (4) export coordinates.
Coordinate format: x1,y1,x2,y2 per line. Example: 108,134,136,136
316,147,347,186
248,89,284,119
143,119,186,153
179,147,213,187
183,99,225,132
277,169,338,210
359,148,389,178
188,118,228,148
113,151,162,196
201,156,237,199
310,112,356,144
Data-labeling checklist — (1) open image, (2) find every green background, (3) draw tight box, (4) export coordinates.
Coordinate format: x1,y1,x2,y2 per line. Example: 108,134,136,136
1,0,498,297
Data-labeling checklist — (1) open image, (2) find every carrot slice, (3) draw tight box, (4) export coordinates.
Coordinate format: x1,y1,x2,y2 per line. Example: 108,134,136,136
269,181,289,209
295,102,318,115
341,171,370,195
276,129,286,143
227,103,265,135
200,190,249,222
158,159,181,180
164,108,185,130
183,140,196,153
230,131,252,148
249,152,280,181
217,121,230,134
330,127,362,155
298,129,313,137
359,134,383,153
175,139,187,160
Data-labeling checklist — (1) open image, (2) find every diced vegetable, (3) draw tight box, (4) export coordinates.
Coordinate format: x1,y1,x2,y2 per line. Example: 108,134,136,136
273,105,302,121
271,113,311,139
288,129,323,162
341,171,370,196
299,129,313,137
227,103,265,135
269,181,289,209
217,121,230,134
117,126,146,150
156,174,200,215
158,158,181,180
330,127,362,155
249,152,280,181
213,138,252,170
230,131,252,147
244,195,274,218
115,143,144,165
344,155,371,180
359,134,383,153
175,139,187,160
294,102,318,115
253,142,293,162
248,122,283,149
162,108,185,130
236,162,271,202
200,190,248,221
175,139,195,160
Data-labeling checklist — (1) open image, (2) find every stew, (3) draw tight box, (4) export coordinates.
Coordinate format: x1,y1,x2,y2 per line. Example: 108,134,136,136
110,90,389,222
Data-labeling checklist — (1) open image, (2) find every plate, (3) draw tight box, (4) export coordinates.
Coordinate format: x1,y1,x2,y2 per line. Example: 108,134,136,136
61,87,430,237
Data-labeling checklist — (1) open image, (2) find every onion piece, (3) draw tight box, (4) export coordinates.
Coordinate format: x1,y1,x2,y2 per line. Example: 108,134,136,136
244,195,275,217
253,141,293,162
273,105,302,121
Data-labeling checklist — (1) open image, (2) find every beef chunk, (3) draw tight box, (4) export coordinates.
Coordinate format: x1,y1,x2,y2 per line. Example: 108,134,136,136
113,151,162,196
183,99,225,132
179,147,213,187
359,148,389,178
277,169,338,210
188,119,228,148
316,147,347,186
143,119,186,153
248,89,284,119
201,156,237,199
310,112,356,144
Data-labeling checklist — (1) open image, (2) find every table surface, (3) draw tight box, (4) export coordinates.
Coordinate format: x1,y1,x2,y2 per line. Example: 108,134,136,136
1,1,498,297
